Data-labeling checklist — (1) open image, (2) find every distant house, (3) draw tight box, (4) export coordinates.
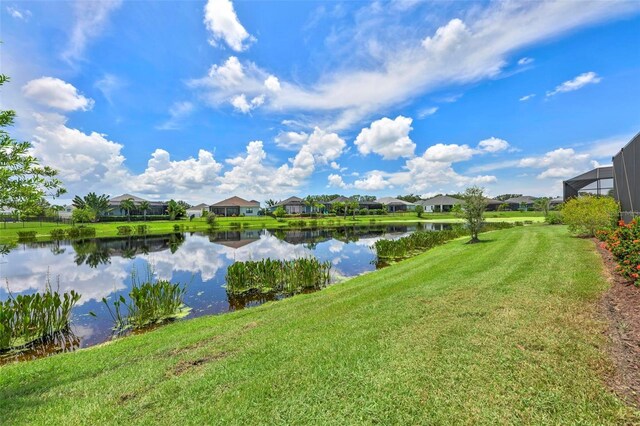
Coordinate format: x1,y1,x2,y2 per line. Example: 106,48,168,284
210,196,260,217
186,203,209,218
417,195,462,212
484,198,503,211
58,205,75,219
503,196,537,211
549,197,563,209
325,196,383,212
106,194,168,216
270,196,306,215
376,197,417,212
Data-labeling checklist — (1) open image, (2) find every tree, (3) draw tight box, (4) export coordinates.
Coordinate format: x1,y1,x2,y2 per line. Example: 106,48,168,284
166,199,186,220
332,201,345,217
415,204,424,218
273,206,286,220
562,196,619,237
495,194,522,201
348,200,359,219
397,193,421,203
0,75,65,214
72,207,96,224
459,186,488,243
265,199,277,207
120,198,136,222
314,201,325,215
304,195,315,215
72,192,111,219
139,200,150,221
177,200,191,209
534,197,551,216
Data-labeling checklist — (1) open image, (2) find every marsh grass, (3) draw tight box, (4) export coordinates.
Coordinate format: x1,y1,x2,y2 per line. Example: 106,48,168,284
0,276,80,350
226,258,331,295
375,222,514,260
102,267,190,333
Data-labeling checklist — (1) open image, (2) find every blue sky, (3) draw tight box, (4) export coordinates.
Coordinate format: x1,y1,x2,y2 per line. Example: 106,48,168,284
2,0,640,204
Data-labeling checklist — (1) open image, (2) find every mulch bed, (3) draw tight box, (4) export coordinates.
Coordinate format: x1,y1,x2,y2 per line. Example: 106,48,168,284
595,238,640,408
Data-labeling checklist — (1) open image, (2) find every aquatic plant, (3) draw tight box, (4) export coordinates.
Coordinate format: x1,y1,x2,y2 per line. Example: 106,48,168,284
102,268,190,332
0,277,80,350
226,258,332,295
374,222,514,261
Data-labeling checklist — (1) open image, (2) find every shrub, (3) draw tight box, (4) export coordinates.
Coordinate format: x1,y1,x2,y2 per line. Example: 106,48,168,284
173,224,180,232
117,226,132,235
136,225,148,235
206,214,216,226
66,228,80,238
602,218,640,284
16,231,37,241
50,229,67,240
562,196,619,237
514,221,524,226
545,211,563,225
78,227,96,237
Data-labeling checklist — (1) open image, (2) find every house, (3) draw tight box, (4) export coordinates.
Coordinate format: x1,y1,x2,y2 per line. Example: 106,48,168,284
502,196,538,211
417,195,462,212
323,196,383,213
549,197,564,209
58,205,75,219
106,194,168,216
210,196,260,217
270,196,306,215
186,203,210,218
484,198,503,211
376,197,417,212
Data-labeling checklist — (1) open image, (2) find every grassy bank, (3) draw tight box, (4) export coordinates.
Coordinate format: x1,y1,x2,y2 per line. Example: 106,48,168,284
0,211,544,244
0,225,634,424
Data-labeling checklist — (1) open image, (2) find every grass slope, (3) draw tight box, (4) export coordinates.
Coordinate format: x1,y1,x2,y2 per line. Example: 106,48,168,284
0,212,544,244
1,225,633,424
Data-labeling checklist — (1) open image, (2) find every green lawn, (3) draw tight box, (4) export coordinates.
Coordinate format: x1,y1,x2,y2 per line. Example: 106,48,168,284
2,225,630,424
0,211,544,244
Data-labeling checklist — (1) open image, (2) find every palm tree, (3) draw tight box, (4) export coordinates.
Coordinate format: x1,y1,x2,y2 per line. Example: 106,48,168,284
120,198,136,222
304,195,315,215
265,199,277,208
139,200,150,221
166,199,186,220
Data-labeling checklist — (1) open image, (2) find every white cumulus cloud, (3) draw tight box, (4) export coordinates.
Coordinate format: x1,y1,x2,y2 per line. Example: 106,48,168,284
478,137,510,153
23,77,94,112
355,116,415,160
204,0,255,52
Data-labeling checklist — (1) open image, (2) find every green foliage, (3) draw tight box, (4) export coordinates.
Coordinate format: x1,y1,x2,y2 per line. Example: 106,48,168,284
72,193,111,218
136,224,148,235
562,196,619,237
415,204,424,218
226,258,331,295
460,186,488,243
600,218,640,284
50,229,67,240
273,206,286,220
545,211,563,225
206,213,216,226
396,193,422,203
72,206,96,224
119,198,136,222
117,226,133,235
0,278,80,350
138,200,150,220
495,193,522,201
166,199,186,220
102,268,190,332
0,75,66,215
16,231,37,241
534,197,551,216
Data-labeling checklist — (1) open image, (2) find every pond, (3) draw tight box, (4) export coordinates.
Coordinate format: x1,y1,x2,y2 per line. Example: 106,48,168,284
0,223,452,361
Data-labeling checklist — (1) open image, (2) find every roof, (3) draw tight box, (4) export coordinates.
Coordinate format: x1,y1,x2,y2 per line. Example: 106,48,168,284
274,196,304,206
211,196,259,207
503,196,538,204
485,198,503,205
376,197,417,206
109,194,166,206
110,194,148,203
418,195,462,206
188,203,210,210
549,197,564,205
564,166,613,183
329,196,352,203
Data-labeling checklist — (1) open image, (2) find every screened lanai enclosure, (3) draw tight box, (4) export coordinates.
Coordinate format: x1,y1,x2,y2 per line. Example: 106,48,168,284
563,131,640,222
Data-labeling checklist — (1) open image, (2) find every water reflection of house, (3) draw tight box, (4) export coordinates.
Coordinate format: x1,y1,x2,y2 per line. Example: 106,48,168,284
208,230,261,249
210,196,260,217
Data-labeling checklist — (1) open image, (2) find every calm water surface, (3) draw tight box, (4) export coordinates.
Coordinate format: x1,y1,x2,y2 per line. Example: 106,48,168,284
0,223,452,360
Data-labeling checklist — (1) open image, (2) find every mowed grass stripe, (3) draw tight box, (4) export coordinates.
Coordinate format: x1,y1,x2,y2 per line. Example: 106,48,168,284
0,225,636,424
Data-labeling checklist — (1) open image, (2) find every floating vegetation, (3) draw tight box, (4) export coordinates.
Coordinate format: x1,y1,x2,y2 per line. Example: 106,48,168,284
374,222,514,261
226,258,332,296
102,267,190,333
0,277,80,351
